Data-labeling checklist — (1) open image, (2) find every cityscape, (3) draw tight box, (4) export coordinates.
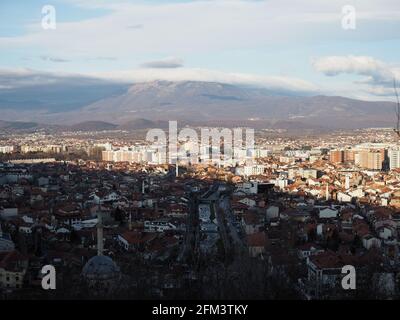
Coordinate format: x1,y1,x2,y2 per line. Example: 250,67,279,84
1,0,400,304
1,126,400,299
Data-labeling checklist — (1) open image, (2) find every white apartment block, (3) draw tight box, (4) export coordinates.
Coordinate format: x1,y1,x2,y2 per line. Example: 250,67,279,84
389,147,400,170
0,146,14,154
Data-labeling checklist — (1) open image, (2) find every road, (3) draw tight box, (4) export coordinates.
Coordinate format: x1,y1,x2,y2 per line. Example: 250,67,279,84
215,200,231,259
177,192,199,263
219,195,246,254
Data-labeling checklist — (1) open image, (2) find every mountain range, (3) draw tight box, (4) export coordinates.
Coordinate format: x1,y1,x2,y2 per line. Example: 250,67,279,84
0,80,397,131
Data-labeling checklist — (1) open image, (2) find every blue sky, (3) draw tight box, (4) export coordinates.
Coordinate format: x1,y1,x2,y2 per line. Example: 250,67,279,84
0,0,400,100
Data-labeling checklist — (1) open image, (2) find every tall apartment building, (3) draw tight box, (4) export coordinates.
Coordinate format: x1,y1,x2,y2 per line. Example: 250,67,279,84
20,145,66,154
0,146,14,154
102,150,143,163
344,149,355,163
243,165,266,176
389,147,400,170
355,149,384,170
329,149,344,163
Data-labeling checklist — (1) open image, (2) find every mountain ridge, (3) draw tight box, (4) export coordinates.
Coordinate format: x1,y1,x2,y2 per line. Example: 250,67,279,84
0,80,397,130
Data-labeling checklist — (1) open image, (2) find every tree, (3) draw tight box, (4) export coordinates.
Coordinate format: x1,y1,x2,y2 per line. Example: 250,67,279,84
114,207,125,224
307,228,317,242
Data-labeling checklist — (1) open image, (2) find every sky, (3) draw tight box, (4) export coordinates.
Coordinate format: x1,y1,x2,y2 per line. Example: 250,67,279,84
0,0,400,100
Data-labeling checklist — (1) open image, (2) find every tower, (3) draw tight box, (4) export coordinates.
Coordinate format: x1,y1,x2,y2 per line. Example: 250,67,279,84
345,175,350,190
97,210,103,256
82,201,120,294
325,184,329,201
176,162,179,178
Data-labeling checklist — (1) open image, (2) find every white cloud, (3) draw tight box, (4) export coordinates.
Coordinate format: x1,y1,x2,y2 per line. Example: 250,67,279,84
312,55,400,100
1,0,400,57
40,55,70,63
0,66,319,95
94,67,319,94
0,68,125,90
140,57,184,69
312,55,397,84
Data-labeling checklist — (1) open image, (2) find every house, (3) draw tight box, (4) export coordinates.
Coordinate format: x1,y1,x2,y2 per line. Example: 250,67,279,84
231,202,248,215
166,204,188,218
297,243,324,259
144,220,177,233
362,234,381,250
54,204,82,226
234,182,258,195
281,208,311,222
199,204,211,223
0,232,15,252
0,250,28,290
377,226,396,240
18,222,33,234
0,207,18,219
241,212,263,235
91,191,120,204
117,230,157,252
37,177,49,187
237,197,256,208
200,222,218,233
319,207,338,219
266,205,279,220
247,232,267,258
303,251,356,299
337,192,352,203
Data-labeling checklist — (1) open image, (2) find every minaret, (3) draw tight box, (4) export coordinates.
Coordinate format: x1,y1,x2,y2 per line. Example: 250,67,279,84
345,175,350,190
97,204,104,256
325,184,329,201
176,162,179,178
142,179,145,194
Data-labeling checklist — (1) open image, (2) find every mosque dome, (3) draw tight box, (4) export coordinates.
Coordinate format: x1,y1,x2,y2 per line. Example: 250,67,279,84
82,255,120,282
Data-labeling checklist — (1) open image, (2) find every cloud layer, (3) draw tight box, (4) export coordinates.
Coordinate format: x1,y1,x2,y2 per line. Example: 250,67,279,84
313,55,400,97
95,67,319,95
312,55,398,84
140,57,184,69
2,0,400,56
0,66,318,97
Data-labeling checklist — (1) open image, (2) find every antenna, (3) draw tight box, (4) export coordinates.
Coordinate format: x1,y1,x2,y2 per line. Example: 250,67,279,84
393,78,400,138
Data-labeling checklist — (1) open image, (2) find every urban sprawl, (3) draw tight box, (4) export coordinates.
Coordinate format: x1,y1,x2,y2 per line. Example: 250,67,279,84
1,127,400,299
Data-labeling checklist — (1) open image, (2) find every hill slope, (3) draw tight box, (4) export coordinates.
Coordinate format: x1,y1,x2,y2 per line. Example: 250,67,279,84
0,80,397,129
